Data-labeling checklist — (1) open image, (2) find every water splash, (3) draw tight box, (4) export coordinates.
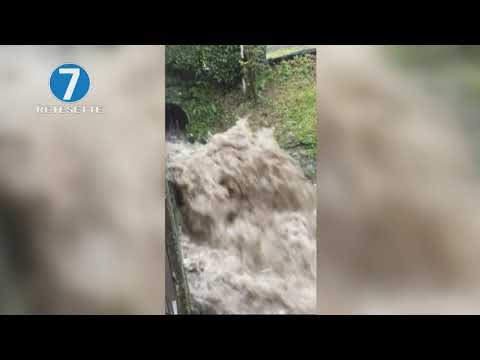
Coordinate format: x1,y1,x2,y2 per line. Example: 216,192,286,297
168,119,316,314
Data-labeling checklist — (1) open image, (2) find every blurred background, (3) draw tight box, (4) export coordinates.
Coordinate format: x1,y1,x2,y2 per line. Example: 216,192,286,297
317,45,480,314
0,45,165,314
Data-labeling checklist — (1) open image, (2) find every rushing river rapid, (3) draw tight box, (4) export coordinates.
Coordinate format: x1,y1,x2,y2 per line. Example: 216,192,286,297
167,119,316,314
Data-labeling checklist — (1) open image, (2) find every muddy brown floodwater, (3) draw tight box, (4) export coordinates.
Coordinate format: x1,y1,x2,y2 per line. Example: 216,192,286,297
168,119,316,314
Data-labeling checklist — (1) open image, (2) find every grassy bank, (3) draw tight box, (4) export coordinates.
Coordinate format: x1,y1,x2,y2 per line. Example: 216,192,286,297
166,54,316,179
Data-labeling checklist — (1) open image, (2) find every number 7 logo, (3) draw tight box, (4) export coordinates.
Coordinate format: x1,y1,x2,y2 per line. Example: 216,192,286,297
58,68,80,101
50,64,90,103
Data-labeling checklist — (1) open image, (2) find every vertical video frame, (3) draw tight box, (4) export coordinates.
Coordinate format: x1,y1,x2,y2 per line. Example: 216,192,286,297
165,45,317,314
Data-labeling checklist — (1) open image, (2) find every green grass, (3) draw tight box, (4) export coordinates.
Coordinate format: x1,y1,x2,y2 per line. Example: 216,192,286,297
263,56,317,158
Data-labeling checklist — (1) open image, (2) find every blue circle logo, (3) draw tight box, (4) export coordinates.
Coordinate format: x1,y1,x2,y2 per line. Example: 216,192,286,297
50,64,90,102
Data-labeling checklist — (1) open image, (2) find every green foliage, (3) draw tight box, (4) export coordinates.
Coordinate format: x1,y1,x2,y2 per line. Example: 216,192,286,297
166,79,229,142
183,99,226,142
166,45,244,88
166,45,267,140
273,55,315,82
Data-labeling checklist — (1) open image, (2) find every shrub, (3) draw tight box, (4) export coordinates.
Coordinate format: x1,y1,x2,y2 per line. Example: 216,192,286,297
166,45,266,89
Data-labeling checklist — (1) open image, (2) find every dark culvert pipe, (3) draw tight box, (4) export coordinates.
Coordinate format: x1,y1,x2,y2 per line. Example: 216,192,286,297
165,103,188,139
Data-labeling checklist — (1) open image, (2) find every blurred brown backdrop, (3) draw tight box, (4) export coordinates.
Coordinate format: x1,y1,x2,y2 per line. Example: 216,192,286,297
0,45,165,314
316,45,480,314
